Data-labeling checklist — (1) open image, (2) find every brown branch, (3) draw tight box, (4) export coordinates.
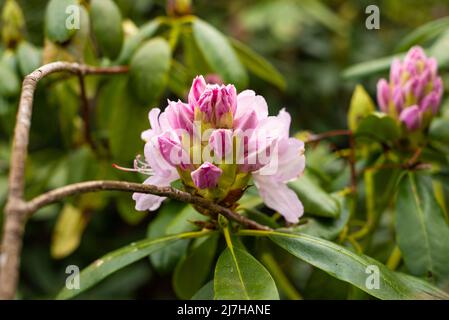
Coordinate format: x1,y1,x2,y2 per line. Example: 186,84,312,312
1,62,127,300
25,180,272,231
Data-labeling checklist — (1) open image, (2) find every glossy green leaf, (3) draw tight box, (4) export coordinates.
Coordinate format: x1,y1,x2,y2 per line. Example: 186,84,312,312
166,204,208,234
429,29,449,68
115,19,161,64
45,0,77,43
292,194,350,240
342,54,404,79
191,281,214,300
173,234,218,299
270,232,449,299
0,59,19,97
16,41,42,76
396,17,449,52
129,37,171,104
147,201,190,274
57,230,214,299
355,112,400,143
182,28,211,77
429,117,449,144
347,85,376,131
192,19,248,89
288,174,340,218
230,38,286,90
395,172,449,283
90,0,124,59
108,78,149,162
214,234,279,300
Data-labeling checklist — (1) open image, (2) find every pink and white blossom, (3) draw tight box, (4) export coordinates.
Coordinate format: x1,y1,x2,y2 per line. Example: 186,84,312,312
132,76,306,223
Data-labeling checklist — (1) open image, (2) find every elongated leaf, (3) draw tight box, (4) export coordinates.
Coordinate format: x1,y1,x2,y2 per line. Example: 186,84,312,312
395,172,449,283
16,41,42,76
270,232,449,299
355,112,400,143
45,0,77,43
214,246,279,300
51,204,87,259
91,0,124,59
57,230,214,299
230,38,286,90
429,117,449,144
288,174,340,218
129,37,171,104
347,85,376,131
147,201,190,274
292,194,350,240
342,54,404,79
115,19,161,64
429,29,449,68
191,281,214,300
192,19,248,89
173,234,218,299
107,78,149,162
396,17,449,52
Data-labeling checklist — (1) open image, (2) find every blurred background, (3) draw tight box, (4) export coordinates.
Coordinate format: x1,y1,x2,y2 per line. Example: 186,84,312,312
1,0,448,299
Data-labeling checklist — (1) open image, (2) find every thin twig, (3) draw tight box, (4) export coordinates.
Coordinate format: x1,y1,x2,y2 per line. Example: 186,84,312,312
25,180,272,231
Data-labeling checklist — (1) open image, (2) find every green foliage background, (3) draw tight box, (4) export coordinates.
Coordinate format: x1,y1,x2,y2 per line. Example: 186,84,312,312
1,0,449,299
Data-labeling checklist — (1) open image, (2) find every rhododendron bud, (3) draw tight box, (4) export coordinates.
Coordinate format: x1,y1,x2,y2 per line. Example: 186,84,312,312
376,46,443,131
209,129,233,160
191,162,223,189
131,75,306,224
165,100,194,134
196,84,237,128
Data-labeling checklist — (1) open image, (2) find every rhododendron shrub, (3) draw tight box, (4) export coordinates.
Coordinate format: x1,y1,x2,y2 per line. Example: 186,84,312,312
3,0,449,302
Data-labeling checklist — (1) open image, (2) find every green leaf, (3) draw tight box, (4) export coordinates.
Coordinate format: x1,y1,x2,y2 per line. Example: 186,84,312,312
0,58,19,97
347,85,376,131
51,204,87,259
342,54,404,79
173,234,219,299
429,29,449,68
230,38,286,90
147,201,190,274
129,37,171,104
429,117,449,144
395,172,449,283
107,78,149,162
117,195,147,225
355,112,400,143
45,0,77,43
182,28,211,77
214,245,279,300
292,194,350,240
396,17,449,52
288,174,340,218
56,230,214,299
115,19,161,64
191,281,214,300
90,0,124,59
269,232,449,299
16,41,42,76
192,19,248,89
165,204,208,234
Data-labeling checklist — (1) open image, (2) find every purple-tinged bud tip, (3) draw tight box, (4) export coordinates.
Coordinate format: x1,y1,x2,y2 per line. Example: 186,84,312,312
191,162,223,189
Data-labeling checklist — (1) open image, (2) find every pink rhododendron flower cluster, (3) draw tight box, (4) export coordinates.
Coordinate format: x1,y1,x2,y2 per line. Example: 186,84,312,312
132,76,306,223
377,46,443,131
